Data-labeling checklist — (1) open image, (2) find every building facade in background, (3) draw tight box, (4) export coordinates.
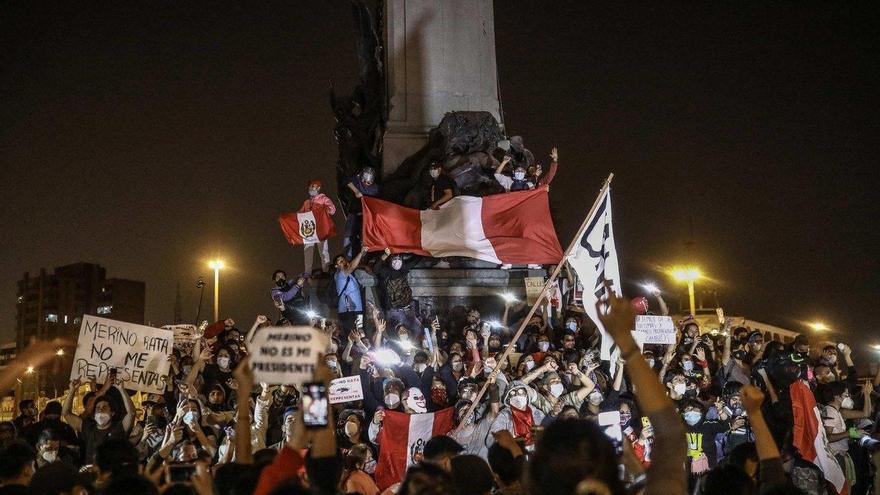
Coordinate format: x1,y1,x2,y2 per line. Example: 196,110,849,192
14,262,145,397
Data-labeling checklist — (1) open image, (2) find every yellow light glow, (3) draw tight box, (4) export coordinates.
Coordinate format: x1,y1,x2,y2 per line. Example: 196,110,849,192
209,259,225,270
671,266,701,282
55,349,64,356
871,344,880,351
808,322,830,332
25,366,35,374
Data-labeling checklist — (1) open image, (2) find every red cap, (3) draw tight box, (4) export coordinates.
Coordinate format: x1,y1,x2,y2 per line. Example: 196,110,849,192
630,296,649,315
308,179,322,188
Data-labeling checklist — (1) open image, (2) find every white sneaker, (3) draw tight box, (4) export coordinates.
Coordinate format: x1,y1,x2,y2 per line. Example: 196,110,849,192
500,264,512,270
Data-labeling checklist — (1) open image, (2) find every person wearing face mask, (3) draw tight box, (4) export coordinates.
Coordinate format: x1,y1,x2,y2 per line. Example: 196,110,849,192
493,154,535,192
270,270,310,325
666,373,690,405
372,248,421,333
23,400,77,449
428,162,456,210
530,368,597,418
451,374,502,458
398,351,436,406
402,387,428,414
490,381,546,446
298,178,337,274
438,352,466,403
818,379,874,490
35,428,61,467
202,346,236,397
63,387,132,464
337,410,369,452
345,166,380,257
680,399,735,476
339,443,380,495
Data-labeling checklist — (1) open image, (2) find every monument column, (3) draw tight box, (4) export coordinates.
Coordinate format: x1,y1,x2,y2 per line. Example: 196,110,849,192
382,0,502,174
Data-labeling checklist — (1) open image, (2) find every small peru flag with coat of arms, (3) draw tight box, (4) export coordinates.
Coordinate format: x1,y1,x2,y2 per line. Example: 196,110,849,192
278,208,336,245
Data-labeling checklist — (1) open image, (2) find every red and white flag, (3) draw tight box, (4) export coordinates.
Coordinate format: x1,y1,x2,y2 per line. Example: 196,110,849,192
374,408,454,490
791,380,847,494
362,189,563,264
278,209,336,245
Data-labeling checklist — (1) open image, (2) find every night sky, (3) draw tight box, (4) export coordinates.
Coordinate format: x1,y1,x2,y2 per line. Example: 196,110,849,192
2,3,877,358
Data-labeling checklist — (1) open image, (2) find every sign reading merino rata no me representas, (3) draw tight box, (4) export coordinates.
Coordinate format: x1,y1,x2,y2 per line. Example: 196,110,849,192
330,375,364,404
70,315,172,395
247,326,329,386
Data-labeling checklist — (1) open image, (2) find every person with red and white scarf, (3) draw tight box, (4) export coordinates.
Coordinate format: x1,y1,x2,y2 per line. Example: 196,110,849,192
489,380,546,447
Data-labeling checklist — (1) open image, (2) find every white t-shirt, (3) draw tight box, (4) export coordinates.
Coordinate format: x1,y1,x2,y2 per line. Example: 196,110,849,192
821,405,848,454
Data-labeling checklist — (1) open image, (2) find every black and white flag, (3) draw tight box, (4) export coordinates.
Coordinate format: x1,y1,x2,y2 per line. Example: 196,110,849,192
567,186,622,362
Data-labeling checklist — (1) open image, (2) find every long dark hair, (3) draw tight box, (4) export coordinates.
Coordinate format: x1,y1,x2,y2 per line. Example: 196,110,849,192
338,443,371,491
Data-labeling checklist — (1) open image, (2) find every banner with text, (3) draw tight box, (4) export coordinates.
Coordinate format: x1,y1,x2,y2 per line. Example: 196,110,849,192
329,375,364,404
633,315,677,345
70,315,173,394
247,326,328,386
524,276,545,305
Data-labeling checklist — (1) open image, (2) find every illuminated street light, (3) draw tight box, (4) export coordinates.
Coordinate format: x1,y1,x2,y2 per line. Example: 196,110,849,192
55,349,64,356
208,259,224,322
670,266,702,316
808,322,830,332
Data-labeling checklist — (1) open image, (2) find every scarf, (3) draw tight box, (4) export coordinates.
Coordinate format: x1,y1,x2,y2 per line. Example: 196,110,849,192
510,405,535,444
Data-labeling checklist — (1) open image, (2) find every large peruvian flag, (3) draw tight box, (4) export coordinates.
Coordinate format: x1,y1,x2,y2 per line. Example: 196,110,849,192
374,408,454,490
791,380,847,494
278,208,336,245
362,188,563,264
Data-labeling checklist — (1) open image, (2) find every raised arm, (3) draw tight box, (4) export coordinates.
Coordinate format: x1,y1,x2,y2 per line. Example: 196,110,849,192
522,361,556,385
246,315,268,344
117,383,136,433
570,363,597,401
842,381,874,419
347,182,363,198
596,289,686,495
232,357,254,464
62,379,83,432
721,329,732,366
373,318,386,349
344,246,369,275
495,155,511,175
612,358,625,392
187,347,212,386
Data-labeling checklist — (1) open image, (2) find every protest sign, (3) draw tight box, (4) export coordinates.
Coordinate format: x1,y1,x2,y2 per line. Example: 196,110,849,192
524,276,545,305
329,375,364,404
247,326,328,386
633,315,677,345
161,324,201,351
70,315,172,395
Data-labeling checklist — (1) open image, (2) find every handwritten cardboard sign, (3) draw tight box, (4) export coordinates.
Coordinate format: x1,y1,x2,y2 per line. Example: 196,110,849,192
247,326,328,386
70,315,172,394
329,375,364,404
633,315,677,345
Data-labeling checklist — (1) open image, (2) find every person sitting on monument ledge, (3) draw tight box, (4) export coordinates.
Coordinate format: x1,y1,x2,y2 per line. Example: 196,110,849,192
428,162,456,210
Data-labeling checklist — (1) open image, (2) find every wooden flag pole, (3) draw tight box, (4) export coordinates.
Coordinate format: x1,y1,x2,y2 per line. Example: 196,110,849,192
452,173,614,435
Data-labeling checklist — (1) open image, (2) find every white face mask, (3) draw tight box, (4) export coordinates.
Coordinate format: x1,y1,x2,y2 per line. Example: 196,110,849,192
308,188,319,197
363,459,377,474
588,392,603,405
414,363,427,373
183,411,198,425
566,321,578,332
452,361,463,372
673,383,687,396
538,342,550,352
344,422,359,437
514,171,526,180
42,450,58,463
391,258,403,270
682,360,694,371
94,412,111,426
430,169,440,179
217,357,231,369
362,173,374,183
384,393,400,408
326,359,338,369
841,397,854,409
509,395,528,411
646,358,655,368
550,383,565,398
524,360,535,371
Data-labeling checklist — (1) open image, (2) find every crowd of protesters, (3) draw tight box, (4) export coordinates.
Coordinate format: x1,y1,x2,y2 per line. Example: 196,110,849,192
2,147,880,495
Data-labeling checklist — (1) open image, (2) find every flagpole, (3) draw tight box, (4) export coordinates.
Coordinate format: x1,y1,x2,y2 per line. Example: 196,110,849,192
452,173,614,435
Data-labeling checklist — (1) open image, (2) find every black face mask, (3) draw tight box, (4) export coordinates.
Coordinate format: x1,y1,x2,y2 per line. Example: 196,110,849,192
276,279,287,288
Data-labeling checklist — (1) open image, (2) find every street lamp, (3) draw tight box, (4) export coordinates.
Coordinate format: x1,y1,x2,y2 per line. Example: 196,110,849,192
808,322,830,332
671,266,702,316
208,259,224,322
